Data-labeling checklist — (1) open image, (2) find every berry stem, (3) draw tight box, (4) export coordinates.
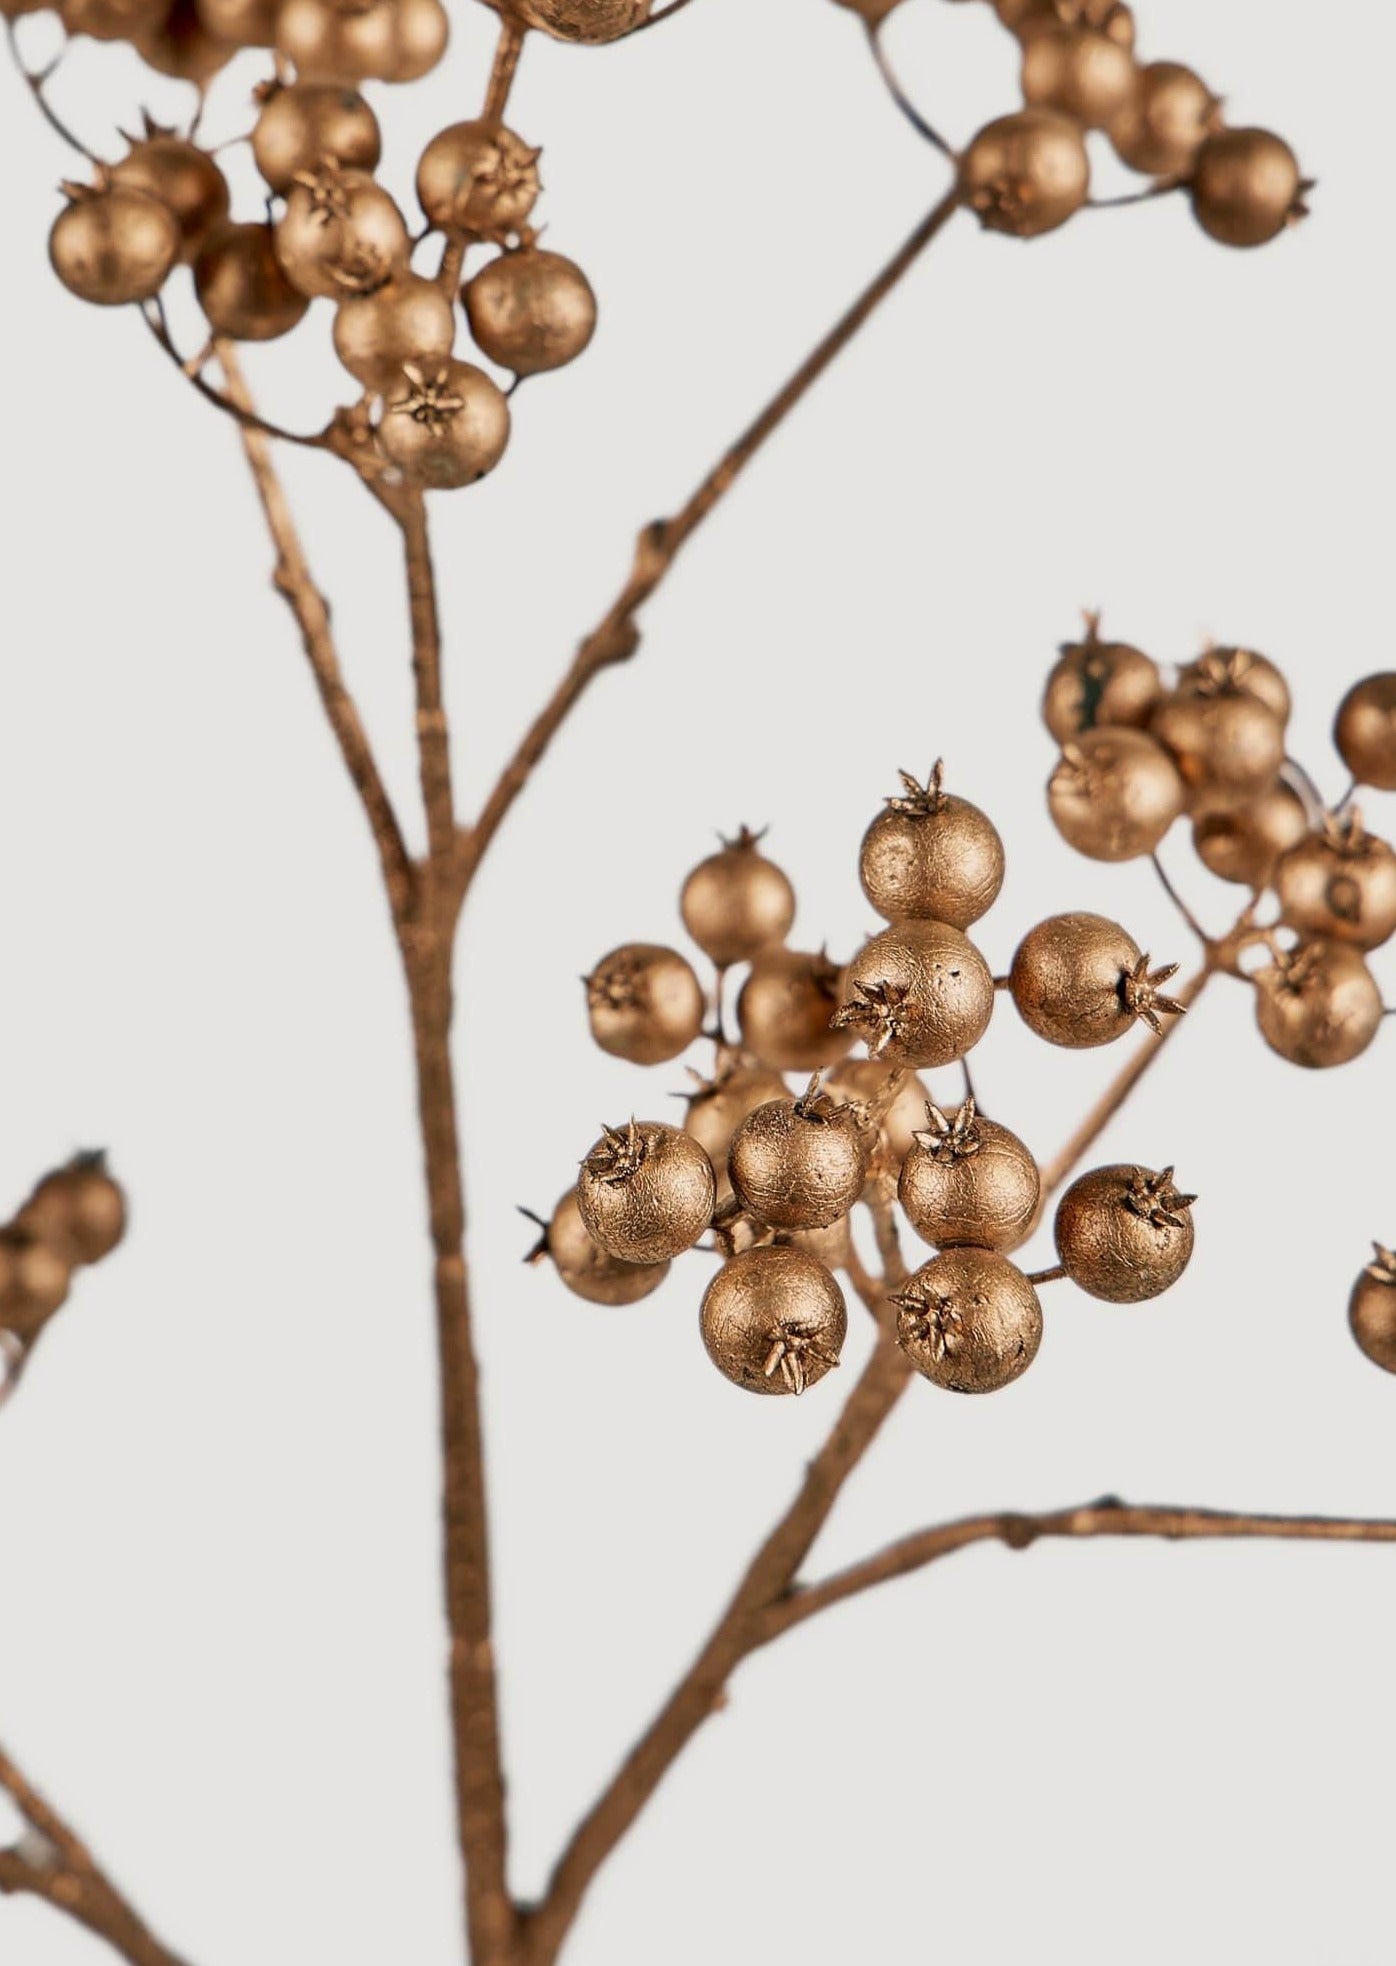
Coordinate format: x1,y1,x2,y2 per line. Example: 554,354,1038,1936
1151,851,1209,947
483,14,528,122
1026,1264,1067,1285
2,21,105,166
867,21,954,159
144,302,333,452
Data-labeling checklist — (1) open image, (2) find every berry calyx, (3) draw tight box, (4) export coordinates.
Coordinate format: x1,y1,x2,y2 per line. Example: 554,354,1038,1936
379,360,512,489
416,121,541,239
585,943,706,1065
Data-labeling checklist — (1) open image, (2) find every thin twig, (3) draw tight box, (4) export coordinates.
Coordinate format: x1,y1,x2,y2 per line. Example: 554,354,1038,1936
755,1499,1396,1644
3,21,104,162
145,301,331,451
868,21,953,157
218,345,415,923
461,184,964,882
483,14,527,121
0,1744,194,1966
399,493,458,872
1151,851,1208,947
1280,753,1328,825
625,0,699,33
1086,182,1182,210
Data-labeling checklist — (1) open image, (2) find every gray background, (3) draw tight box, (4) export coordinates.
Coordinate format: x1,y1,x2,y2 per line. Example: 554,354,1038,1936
2,1,1393,1960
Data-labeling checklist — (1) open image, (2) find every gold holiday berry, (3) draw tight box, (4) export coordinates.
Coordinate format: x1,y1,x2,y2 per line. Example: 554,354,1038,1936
532,765,1202,1401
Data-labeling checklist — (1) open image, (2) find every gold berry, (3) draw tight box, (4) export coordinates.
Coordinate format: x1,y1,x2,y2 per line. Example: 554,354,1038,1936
1054,1163,1196,1302
858,764,1004,929
736,948,851,1072
1009,912,1183,1048
898,1098,1040,1253
700,1245,846,1397
681,827,795,968
836,922,995,1069
893,1248,1042,1394
584,943,706,1065
727,1080,869,1231
577,1120,715,1264
463,246,597,377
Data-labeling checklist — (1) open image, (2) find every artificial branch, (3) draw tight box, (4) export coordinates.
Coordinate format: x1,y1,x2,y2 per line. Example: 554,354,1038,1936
523,1312,913,1966
756,1499,1396,1644
219,345,415,926
460,184,965,880
0,1745,192,1966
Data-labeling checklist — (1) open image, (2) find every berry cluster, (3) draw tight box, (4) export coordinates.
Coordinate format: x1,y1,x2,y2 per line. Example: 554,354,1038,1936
532,777,1197,1400
18,0,621,492
1042,633,1395,1378
948,0,1309,246
0,1153,127,1395
1043,630,1396,1071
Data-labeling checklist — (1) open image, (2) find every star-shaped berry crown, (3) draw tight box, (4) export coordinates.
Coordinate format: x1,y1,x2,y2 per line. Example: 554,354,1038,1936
583,1120,648,1185
832,979,909,1059
1121,954,1186,1037
1123,1167,1197,1231
912,1097,981,1162
392,366,465,433
1366,1244,1396,1287
884,762,947,819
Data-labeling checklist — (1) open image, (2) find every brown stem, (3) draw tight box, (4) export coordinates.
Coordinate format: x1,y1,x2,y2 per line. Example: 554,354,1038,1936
224,358,513,1960
404,951,517,1966
0,1745,193,1966
399,492,458,871
220,346,414,924
461,185,964,880
754,1500,1396,1644
483,15,526,121
522,1327,911,1966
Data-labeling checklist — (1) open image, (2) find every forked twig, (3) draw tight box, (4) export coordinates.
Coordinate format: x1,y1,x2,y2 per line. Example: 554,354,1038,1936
0,1744,194,1966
